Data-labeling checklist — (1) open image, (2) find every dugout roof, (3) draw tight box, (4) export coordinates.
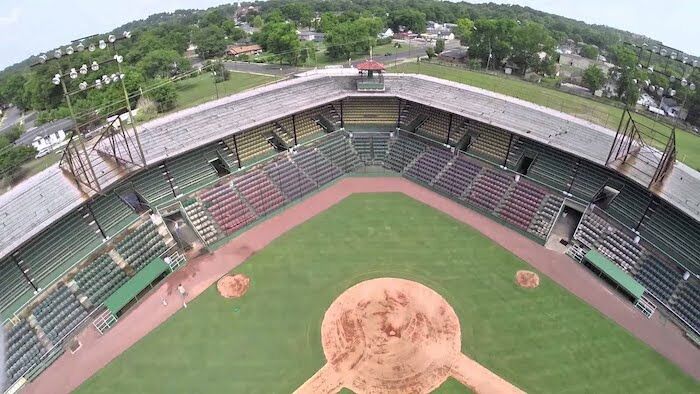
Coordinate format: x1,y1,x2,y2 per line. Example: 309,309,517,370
584,250,646,300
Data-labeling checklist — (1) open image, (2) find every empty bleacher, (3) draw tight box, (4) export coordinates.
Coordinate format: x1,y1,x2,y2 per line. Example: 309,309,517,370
200,184,256,235
497,180,549,230
674,281,700,330
291,147,342,186
130,165,174,204
264,157,316,201
604,182,651,229
468,168,513,211
400,103,451,143
90,193,138,237
507,137,577,191
316,133,359,173
183,200,220,245
569,161,609,202
294,108,329,142
4,320,44,388
115,221,169,272
17,209,104,290
232,170,286,216
351,132,390,165
342,97,399,125
634,254,683,303
433,154,483,199
32,285,87,344
404,147,454,185
640,201,700,273
167,146,220,196
228,124,277,165
528,194,564,239
384,134,427,172
0,257,33,321
72,255,128,305
465,120,511,164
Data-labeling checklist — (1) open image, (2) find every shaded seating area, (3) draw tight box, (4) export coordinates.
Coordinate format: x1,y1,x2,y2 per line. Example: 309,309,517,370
89,193,138,237
166,146,220,196
404,147,453,185
0,257,34,321
129,165,174,204
639,201,700,273
316,132,360,173
115,221,169,272
385,134,427,172
342,97,398,125
291,147,343,186
351,132,390,166
183,200,220,245
73,255,128,305
264,157,316,201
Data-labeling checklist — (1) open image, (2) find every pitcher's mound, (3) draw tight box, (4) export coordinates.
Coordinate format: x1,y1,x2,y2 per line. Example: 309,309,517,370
217,274,250,298
515,270,539,289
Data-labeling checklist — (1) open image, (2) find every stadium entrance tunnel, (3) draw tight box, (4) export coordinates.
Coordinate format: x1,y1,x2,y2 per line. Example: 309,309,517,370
162,211,203,256
545,203,584,253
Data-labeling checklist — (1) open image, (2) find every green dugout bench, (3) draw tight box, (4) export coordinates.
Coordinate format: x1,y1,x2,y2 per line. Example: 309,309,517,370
103,257,170,315
582,250,646,302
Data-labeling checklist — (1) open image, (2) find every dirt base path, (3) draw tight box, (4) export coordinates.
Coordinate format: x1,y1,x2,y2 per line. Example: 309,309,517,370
23,177,700,394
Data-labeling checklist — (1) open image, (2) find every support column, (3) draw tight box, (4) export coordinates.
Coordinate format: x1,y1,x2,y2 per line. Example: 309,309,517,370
396,100,403,130
231,134,242,169
446,113,453,145
86,201,107,239
340,100,344,129
635,196,656,231
12,255,37,292
503,133,514,167
162,162,178,198
292,114,298,146
567,159,582,194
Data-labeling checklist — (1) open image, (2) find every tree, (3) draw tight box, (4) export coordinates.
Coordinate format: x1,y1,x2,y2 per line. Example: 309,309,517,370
582,65,605,93
510,21,555,75
137,49,191,79
466,18,517,68
211,62,230,83
0,73,28,109
255,22,304,65
193,25,227,59
435,39,445,54
199,10,227,28
425,46,436,59
324,17,382,60
222,20,246,41
580,44,599,60
251,15,264,29
609,45,640,105
281,2,313,27
5,124,24,143
146,80,177,113
318,12,338,33
454,18,474,46
390,9,427,33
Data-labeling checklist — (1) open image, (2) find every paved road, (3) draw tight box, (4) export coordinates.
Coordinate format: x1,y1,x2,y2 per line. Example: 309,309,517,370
0,107,22,134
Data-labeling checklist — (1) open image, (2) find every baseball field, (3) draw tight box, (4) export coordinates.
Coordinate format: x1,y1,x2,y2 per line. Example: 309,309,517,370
74,193,697,393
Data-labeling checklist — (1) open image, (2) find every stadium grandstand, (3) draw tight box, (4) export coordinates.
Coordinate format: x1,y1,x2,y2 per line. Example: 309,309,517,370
2,69,700,391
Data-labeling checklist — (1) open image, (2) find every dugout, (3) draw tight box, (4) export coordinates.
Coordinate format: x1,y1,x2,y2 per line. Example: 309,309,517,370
582,250,646,302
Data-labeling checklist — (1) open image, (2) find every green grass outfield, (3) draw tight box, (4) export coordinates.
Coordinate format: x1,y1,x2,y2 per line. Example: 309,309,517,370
76,194,698,393
173,71,279,112
391,62,700,171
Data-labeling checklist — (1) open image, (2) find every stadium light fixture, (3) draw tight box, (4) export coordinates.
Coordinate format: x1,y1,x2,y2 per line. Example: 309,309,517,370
95,79,102,89
79,81,88,90
54,49,62,59
76,42,85,52
113,54,123,63
51,74,61,85
69,68,78,79
88,43,96,52
66,46,74,55
691,83,697,91
98,40,107,50
80,64,88,74
108,34,116,43
123,30,131,38
91,61,99,71
38,54,47,64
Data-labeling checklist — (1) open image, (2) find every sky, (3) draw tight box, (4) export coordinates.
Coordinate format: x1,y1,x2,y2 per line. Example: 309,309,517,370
0,0,699,70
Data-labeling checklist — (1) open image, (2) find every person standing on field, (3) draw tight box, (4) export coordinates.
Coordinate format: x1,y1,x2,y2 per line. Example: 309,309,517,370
177,284,188,308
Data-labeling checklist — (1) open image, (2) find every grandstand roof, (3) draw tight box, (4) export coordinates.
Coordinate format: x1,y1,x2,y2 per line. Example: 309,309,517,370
1,70,699,260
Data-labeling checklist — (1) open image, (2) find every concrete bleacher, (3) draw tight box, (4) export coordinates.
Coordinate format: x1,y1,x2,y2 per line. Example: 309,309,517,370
674,281,700,330
528,194,564,239
32,285,87,344
89,193,138,237
635,254,683,303
17,209,103,290
351,132,390,166
264,157,316,201
316,132,360,173
291,147,343,186
72,255,128,305
115,221,168,272
507,136,576,191
384,134,427,173
199,183,256,235
232,170,286,216
342,97,399,125
404,146,454,185
4,320,44,389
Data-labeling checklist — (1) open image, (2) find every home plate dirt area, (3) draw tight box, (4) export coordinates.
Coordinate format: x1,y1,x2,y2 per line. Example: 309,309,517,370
295,278,523,394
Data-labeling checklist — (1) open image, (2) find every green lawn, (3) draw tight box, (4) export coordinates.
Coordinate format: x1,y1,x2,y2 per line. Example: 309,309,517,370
306,41,421,67
76,194,697,393
391,62,700,170
173,71,279,111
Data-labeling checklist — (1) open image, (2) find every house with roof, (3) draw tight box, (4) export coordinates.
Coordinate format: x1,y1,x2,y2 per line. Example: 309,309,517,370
15,118,73,157
226,44,263,58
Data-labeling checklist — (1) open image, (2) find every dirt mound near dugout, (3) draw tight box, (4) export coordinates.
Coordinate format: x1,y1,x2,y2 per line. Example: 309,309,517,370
515,270,540,289
217,274,250,298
